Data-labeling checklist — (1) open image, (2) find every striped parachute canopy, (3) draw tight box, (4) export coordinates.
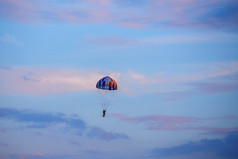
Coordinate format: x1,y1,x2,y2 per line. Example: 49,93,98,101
96,76,117,90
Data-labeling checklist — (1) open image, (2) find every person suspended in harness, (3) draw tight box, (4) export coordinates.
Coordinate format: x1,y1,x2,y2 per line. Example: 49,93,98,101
102,109,106,117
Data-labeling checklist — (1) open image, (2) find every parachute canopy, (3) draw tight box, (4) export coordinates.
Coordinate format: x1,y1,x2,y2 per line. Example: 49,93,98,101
96,76,117,90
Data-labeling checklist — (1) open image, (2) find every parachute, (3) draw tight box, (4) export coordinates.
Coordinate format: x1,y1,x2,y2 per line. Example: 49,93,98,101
96,76,117,117
96,76,117,90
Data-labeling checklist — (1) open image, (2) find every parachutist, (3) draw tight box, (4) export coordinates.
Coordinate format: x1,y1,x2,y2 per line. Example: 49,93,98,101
103,109,106,117
96,76,117,118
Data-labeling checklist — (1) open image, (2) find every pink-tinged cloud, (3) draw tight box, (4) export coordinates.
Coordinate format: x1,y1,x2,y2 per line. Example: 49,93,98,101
0,0,38,23
81,33,237,47
0,0,237,30
118,21,146,29
163,80,238,101
146,0,238,30
128,62,238,96
111,113,238,134
0,62,238,96
0,67,120,95
82,36,139,46
190,82,238,93
183,126,238,133
163,82,238,101
20,155,27,159
18,152,44,159
111,113,201,131
33,152,44,156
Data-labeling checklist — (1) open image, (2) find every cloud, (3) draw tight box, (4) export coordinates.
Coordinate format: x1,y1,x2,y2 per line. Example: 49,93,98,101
0,67,107,95
149,132,238,159
0,142,8,147
81,36,139,46
163,71,238,101
80,33,236,47
0,107,86,132
84,150,102,155
111,114,238,134
143,0,238,31
128,62,238,98
195,1,238,30
0,0,37,23
0,0,112,24
0,107,129,141
12,153,82,159
163,81,238,101
0,34,24,47
33,152,44,156
0,0,237,30
17,153,44,159
0,66,11,70
189,82,238,93
0,62,237,97
87,127,129,141
68,140,81,146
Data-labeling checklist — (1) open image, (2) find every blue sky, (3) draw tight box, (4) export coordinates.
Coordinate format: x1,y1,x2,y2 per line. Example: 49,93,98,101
0,0,238,159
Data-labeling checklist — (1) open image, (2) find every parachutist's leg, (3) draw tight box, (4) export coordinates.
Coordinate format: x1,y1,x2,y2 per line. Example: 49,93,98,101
103,109,106,117
103,112,105,117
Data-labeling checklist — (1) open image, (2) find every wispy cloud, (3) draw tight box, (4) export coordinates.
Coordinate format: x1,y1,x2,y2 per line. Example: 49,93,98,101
163,80,238,101
13,153,80,159
0,0,37,23
0,0,237,30
162,70,238,101
80,33,236,47
87,127,129,141
111,113,238,134
81,36,139,46
149,132,238,159
0,142,8,147
0,107,86,131
0,34,24,47
68,140,81,147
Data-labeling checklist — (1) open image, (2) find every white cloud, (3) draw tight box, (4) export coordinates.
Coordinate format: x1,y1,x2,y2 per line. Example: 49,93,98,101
0,34,24,47
0,67,103,95
0,62,237,95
